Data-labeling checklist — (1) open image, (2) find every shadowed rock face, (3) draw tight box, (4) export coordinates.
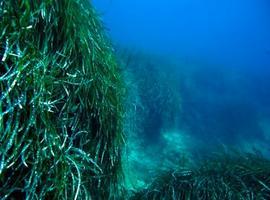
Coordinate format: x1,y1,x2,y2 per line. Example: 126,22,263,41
0,1,124,199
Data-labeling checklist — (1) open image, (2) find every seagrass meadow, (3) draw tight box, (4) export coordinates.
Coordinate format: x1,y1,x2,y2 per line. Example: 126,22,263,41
119,50,270,200
130,150,270,200
1,0,270,200
0,0,124,199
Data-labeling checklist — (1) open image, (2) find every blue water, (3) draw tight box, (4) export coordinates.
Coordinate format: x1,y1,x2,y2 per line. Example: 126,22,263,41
92,0,270,157
93,0,270,68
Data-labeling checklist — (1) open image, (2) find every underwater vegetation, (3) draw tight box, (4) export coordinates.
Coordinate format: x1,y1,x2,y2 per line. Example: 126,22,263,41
117,49,270,198
118,49,183,187
119,51,270,199
1,0,270,200
131,150,270,200
0,0,124,199
119,49,181,145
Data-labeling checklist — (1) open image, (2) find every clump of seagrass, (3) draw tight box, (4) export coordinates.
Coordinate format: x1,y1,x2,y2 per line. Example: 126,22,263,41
0,0,124,199
119,50,181,144
131,151,270,200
